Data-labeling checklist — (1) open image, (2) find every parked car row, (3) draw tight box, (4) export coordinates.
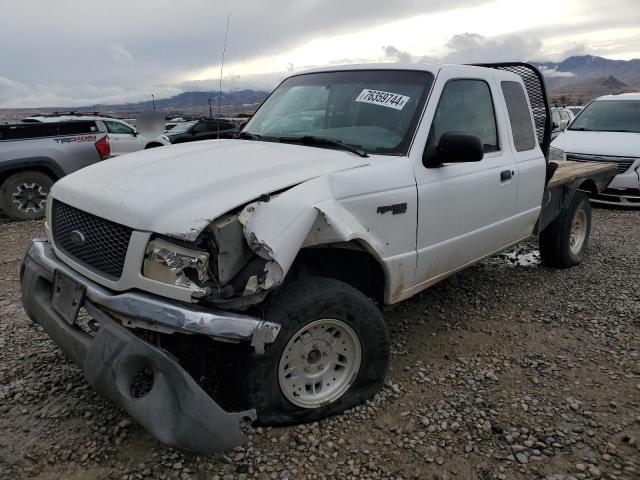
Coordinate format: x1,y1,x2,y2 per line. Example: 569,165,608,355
550,106,575,138
551,93,640,206
23,113,170,156
165,118,238,143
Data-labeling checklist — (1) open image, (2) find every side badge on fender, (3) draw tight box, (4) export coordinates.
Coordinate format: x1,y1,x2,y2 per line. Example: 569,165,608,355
376,203,407,215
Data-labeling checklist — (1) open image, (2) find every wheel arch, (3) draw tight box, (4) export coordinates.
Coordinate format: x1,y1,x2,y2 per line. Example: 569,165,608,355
0,157,63,189
289,240,387,307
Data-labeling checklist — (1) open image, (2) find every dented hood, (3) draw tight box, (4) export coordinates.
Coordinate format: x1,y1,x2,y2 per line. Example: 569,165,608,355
51,139,369,241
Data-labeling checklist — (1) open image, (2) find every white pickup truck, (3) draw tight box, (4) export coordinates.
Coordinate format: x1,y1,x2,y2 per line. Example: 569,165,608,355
21,63,616,453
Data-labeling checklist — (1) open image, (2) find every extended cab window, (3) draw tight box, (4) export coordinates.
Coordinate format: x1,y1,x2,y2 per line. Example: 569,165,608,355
104,121,134,135
432,79,499,153
501,81,536,151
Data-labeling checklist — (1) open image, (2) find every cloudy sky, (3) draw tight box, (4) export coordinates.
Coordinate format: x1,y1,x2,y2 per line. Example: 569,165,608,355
1,0,639,108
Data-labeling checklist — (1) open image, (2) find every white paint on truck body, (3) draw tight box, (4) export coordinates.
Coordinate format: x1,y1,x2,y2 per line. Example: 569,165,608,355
48,63,548,306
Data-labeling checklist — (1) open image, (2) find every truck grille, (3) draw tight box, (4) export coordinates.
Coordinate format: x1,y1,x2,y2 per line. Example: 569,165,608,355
566,153,636,174
51,200,133,279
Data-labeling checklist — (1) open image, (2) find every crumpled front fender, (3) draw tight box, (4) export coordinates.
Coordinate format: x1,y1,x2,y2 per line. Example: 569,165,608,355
238,174,387,294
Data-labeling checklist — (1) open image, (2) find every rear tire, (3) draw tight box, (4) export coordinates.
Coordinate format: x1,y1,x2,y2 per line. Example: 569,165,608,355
539,191,591,268
248,277,389,425
0,171,53,221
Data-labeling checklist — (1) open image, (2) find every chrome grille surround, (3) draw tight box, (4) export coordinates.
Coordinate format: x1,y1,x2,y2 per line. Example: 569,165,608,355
566,153,638,174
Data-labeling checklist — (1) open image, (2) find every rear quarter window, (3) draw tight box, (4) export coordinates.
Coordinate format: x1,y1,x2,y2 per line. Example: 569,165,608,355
501,81,536,151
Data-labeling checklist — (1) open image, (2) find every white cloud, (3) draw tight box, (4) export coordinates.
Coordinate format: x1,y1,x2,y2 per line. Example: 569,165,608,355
537,66,576,78
0,0,639,108
382,45,412,63
438,33,543,64
109,45,135,64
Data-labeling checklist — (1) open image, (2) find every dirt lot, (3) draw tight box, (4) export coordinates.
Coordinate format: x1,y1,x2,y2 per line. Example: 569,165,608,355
1,208,639,480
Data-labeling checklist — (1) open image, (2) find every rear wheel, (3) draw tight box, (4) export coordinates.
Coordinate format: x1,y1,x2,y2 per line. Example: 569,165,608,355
0,171,53,221
539,191,592,268
248,277,389,425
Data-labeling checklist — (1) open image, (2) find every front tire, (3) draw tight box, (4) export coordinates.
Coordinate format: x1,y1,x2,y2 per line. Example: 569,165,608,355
539,191,592,268
0,171,53,221
248,277,389,425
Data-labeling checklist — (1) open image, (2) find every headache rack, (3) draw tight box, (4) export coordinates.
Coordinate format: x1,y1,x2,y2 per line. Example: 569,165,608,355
472,62,552,161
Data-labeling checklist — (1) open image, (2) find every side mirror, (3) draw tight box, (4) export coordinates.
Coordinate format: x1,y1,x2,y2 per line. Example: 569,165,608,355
238,121,248,131
552,121,559,130
423,132,484,168
132,129,138,137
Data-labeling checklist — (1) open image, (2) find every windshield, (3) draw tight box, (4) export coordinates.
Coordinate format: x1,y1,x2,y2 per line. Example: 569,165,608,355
168,121,196,134
569,100,640,133
243,69,434,155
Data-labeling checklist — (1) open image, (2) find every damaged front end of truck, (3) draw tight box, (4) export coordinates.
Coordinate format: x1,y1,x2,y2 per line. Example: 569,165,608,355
20,160,385,453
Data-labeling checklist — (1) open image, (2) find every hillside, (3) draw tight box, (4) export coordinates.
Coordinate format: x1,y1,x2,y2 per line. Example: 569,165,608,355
104,90,269,112
535,56,640,104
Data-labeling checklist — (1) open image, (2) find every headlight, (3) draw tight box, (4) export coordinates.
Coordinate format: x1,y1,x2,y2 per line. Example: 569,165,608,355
549,146,566,161
143,238,210,298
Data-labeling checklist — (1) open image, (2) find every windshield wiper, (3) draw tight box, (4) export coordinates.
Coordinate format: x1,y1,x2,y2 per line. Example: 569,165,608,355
278,135,369,158
569,127,593,131
234,131,263,140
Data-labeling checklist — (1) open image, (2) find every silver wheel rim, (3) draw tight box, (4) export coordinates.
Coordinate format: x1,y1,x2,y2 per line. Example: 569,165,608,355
11,182,47,213
278,318,362,409
569,208,587,255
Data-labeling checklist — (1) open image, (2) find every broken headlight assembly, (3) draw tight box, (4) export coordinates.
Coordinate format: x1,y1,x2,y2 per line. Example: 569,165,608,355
143,238,210,298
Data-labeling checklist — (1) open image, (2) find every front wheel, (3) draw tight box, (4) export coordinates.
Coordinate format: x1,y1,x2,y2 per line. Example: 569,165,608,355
539,191,592,268
0,171,53,221
248,277,389,425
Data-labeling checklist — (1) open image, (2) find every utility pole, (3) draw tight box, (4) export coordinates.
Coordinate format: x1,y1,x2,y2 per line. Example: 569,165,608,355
208,98,213,118
151,94,156,111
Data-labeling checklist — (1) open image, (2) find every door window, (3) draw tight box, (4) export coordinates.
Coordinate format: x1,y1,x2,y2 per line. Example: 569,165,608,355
192,122,210,133
104,121,135,135
431,79,499,153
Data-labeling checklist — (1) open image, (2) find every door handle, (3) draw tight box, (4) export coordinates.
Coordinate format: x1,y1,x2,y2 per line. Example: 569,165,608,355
500,170,513,182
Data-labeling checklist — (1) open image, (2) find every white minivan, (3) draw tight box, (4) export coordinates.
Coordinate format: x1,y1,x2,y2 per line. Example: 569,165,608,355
551,93,640,206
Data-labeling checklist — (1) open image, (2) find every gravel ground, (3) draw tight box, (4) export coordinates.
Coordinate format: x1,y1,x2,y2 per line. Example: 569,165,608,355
0,208,639,480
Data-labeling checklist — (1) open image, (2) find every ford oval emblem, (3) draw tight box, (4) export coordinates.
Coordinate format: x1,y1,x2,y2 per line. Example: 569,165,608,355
69,230,86,247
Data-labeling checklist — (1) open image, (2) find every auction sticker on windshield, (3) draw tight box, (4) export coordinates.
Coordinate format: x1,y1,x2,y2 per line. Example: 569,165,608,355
355,89,410,110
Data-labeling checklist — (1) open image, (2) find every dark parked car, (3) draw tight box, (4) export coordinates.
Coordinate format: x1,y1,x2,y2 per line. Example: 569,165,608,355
166,119,238,144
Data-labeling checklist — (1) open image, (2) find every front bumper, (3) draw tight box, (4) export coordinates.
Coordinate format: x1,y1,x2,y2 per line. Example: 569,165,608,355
591,188,640,207
20,238,279,453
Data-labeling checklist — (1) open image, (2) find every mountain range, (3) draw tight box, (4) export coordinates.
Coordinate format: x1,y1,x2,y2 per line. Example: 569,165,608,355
1,55,638,120
533,55,640,103
98,90,270,113
59,55,640,111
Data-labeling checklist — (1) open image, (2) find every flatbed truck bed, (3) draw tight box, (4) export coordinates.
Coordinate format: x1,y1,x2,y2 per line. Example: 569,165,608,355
548,160,617,190
538,160,617,233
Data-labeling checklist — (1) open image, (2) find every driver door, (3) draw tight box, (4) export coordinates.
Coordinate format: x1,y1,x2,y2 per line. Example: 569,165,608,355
411,71,519,290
